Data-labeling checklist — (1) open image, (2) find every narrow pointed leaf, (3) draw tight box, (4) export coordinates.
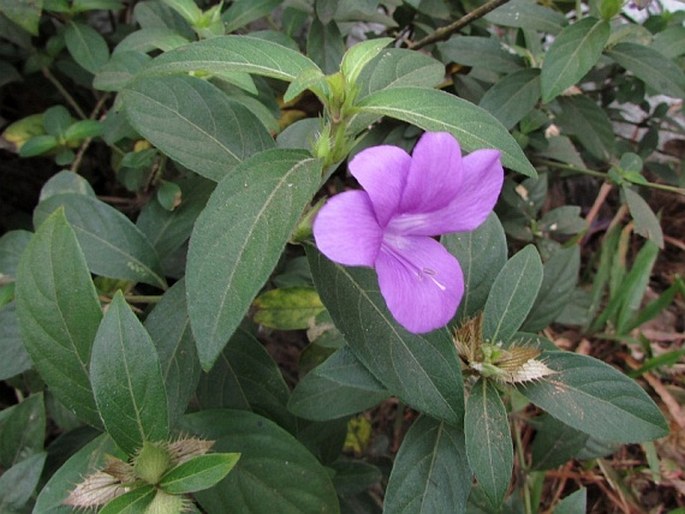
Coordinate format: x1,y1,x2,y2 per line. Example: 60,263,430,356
140,35,321,81
144,280,201,425
555,95,615,161
384,416,470,514
541,17,610,103
482,245,543,344
99,485,155,514
0,452,47,513
357,87,536,177
34,434,127,513
606,42,685,99
16,210,102,427
442,212,508,319
123,76,274,182
187,150,322,370
522,245,581,332
34,194,166,289
90,292,169,455
556,488,587,514
465,379,512,508
65,21,110,74
196,328,296,432
479,69,541,130
341,37,393,84
181,409,340,514
288,346,390,421
308,246,464,425
518,352,668,443
160,453,241,494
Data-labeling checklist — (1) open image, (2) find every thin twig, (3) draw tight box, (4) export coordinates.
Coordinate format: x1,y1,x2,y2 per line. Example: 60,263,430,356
538,158,685,196
42,67,87,119
410,0,512,49
71,94,111,173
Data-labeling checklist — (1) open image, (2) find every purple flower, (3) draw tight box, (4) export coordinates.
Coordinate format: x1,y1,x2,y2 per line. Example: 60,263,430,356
313,132,504,334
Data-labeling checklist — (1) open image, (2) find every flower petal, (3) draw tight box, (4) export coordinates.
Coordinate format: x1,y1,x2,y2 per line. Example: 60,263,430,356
388,149,504,236
375,235,464,333
313,190,383,267
399,132,463,214
348,145,411,227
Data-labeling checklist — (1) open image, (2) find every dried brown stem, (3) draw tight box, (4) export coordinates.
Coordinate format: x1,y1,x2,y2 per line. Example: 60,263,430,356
409,0,512,50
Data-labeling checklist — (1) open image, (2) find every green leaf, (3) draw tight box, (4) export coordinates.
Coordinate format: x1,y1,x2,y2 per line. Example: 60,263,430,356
16,210,102,427
518,352,668,442
541,17,610,103
555,488,587,514
196,328,296,432
223,0,280,33
358,87,536,177
593,239,659,333
34,193,166,289
356,49,445,97
115,27,190,54
160,453,241,494
651,26,685,59
64,120,103,142
606,42,685,99
123,75,274,182
144,280,201,425
93,51,152,92
0,230,31,278
0,394,45,468
90,292,169,455
442,212,507,320
141,35,321,82
522,246,581,332
253,287,325,330
530,413,617,469
308,246,464,425
479,69,541,130
0,452,47,513
19,135,58,157
341,37,393,84
43,105,72,137
438,36,524,74
307,19,345,75
39,170,96,200
34,434,126,513
137,175,213,259
623,186,664,249
0,304,32,380
187,149,321,370
99,485,156,514
330,459,382,497
482,245,543,345
288,346,390,421
555,95,615,161
64,21,110,74
0,0,42,35
465,379,513,508
485,0,567,34
384,416,470,514
181,409,340,514
160,0,201,23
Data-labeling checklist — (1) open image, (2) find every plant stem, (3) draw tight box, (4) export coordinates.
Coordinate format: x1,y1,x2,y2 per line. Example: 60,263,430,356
513,421,533,514
537,158,685,196
124,295,163,303
410,0,512,49
42,67,88,120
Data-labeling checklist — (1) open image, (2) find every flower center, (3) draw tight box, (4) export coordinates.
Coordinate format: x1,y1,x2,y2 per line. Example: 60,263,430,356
380,234,447,291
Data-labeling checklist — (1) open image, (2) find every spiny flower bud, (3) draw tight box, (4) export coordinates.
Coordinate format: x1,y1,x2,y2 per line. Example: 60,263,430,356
453,314,555,384
134,441,171,485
